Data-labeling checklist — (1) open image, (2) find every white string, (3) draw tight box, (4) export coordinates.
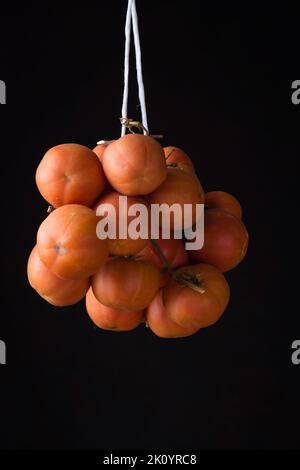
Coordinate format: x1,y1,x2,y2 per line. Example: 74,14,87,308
121,0,149,136
121,0,133,137
131,0,148,135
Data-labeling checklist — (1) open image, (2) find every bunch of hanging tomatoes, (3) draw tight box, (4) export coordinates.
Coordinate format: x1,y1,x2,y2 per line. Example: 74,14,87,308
27,133,248,338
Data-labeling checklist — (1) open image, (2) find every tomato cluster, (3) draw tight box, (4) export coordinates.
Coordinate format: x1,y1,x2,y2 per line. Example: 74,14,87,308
28,134,248,338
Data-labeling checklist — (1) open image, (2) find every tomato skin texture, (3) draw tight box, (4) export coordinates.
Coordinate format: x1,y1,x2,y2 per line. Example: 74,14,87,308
27,245,89,306
37,204,108,280
163,263,230,329
146,289,200,338
164,146,195,172
137,237,188,286
189,208,248,272
147,166,205,230
102,134,167,195
86,288,144,331
92,143,107,163
36,144,106,207
92,258,160,311
92,144,113,192
93,191,149,256
205,191,242,219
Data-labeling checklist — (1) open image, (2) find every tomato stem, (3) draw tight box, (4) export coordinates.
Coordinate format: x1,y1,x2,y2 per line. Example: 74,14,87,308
174,271,206,294
150,240,206,294
150,239,173,274
165,148,175,161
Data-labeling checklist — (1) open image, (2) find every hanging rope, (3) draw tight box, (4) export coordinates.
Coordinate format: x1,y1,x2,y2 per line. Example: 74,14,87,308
97,0,162,145
121,0,149,136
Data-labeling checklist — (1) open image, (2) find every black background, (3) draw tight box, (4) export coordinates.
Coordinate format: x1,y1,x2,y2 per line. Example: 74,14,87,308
0,3,299,450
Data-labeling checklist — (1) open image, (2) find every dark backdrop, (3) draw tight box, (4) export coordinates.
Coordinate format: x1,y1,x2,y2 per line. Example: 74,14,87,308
0,4,299,450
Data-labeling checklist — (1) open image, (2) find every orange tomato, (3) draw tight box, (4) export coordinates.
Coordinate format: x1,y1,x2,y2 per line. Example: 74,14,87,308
92,143,107,163
163,263,230,328
36,144,106,207
147,166,205,230
189,208,248,272
137,237,188,286
37,204,108,280
92,258,160,311
164,146,195,172
93,191,149,256
102,134,167,195
146,289,200,338
205,191,242,219
92,143,114,193
27,245,89,306
86,287,144,331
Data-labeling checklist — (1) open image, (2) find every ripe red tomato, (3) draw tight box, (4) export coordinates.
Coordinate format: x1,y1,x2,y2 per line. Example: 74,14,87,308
92,258,160,311
146,289,200,338
27,245,89,306
189,208,248,272
86,287,144,331
102,134,167,195
92,143,114,193
36,144,106,207
137,237,188,286
92,143,107,163
164,146,195,172
205,191,242,219
37,204,108,280
147,166,205,230
93,191,149,256
163,263,230,328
